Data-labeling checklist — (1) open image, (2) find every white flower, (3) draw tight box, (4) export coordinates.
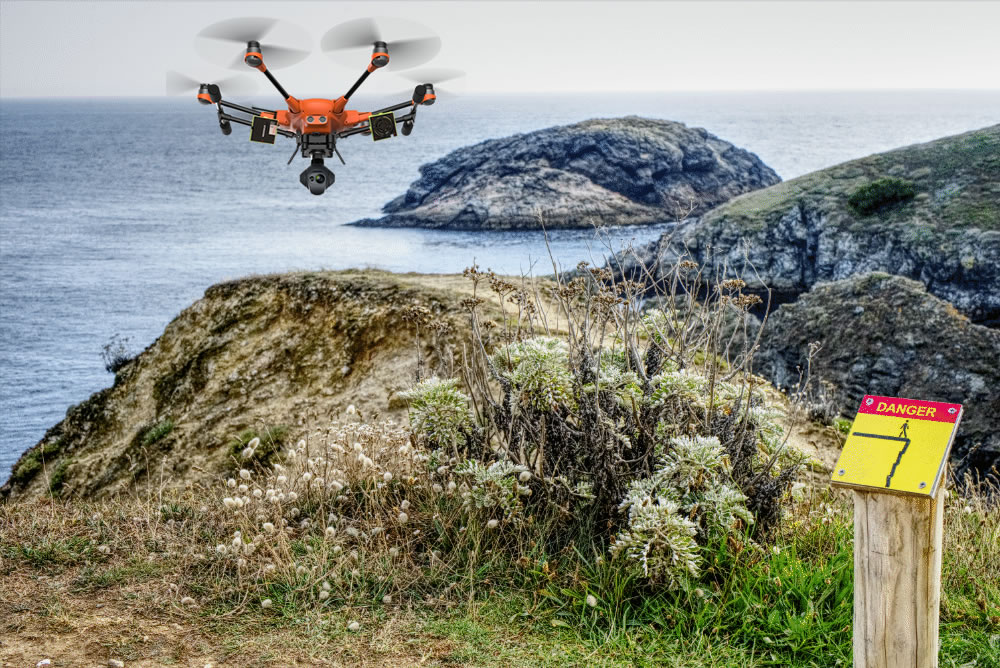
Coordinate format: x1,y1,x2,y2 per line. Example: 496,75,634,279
247,437,261,449
382,594,392,604
322,580,331,591
347,620,361,632
239,469,251,480
346,404,357,415
447,481,457,493
397,512,409,524
388,547,400,558
181,596,196,606
772,546,781,555
383,472,393,483
586,595,597,608
326,526,336,538
241,446,255,459
227,478,237,488
287,491,298,502
277,475,287,485
261,598,272,608
252,489,263,498
437,466,448,475
319,590,329,600
432,484,444,494
238,484,249,493
519,471,531,482
486,519,499,529
215,544,227,554
333,546,343,555
222,497,236,508
296,565,308,576
302,472,313,483
400,500,410,511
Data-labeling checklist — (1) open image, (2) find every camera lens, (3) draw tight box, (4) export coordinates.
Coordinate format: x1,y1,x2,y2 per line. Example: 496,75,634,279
314,173,325,184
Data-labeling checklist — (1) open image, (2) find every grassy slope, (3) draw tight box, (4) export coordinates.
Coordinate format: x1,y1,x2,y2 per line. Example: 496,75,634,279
2,485,997,667
702,124,1000,233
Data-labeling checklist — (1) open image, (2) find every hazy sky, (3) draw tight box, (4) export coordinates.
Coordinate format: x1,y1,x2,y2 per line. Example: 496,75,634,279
1,1,999,98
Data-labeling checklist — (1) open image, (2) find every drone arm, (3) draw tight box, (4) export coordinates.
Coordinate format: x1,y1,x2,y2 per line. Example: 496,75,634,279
216,100,296,138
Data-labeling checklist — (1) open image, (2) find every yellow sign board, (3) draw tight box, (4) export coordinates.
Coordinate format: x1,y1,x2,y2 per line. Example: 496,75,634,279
832,395,962,497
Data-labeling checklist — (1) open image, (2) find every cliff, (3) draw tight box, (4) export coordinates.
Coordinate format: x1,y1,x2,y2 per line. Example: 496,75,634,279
350,117,780,230
0,271,494,501
754,273,1000,479
618,124,1000,326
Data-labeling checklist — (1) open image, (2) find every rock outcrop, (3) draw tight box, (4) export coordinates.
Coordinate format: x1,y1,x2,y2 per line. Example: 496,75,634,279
754,274,1000,480
350,117,780,230
616,124,1000,326
0,271,492,501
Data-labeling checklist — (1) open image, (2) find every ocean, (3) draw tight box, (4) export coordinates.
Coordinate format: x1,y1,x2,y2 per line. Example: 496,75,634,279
1,90,998,476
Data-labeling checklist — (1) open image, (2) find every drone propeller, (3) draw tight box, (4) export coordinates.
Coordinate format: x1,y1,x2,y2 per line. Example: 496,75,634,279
165,70,258,97
321,17,440,71
393,68,466,101
196,17,311,70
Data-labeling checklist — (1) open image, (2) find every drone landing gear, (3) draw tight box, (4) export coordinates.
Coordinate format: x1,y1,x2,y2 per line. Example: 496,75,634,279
300,157,335,196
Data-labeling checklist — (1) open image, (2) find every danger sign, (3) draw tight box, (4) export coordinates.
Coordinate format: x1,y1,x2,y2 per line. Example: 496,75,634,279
832,395,963,497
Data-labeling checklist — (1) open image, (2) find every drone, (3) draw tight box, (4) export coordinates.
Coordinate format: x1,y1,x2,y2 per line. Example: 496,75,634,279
173,18,461,195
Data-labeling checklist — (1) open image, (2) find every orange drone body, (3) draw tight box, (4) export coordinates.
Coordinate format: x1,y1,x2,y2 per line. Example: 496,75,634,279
196,34,440,194
272,98,370,135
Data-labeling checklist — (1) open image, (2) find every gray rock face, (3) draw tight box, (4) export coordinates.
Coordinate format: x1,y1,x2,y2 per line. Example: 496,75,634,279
350,117,780,230
615,125,1000,326
754,274,1000,480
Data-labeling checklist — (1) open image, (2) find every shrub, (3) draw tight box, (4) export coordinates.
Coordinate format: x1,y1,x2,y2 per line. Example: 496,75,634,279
398,377,474,452
101,334,136,374
847,178,917,215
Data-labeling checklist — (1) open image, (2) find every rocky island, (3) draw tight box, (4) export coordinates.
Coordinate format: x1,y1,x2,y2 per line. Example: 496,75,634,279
350,117,780,230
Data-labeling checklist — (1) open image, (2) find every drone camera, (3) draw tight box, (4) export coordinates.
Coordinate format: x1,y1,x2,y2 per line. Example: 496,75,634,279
244,40,264,67
370,41,389,68
299,158,336,196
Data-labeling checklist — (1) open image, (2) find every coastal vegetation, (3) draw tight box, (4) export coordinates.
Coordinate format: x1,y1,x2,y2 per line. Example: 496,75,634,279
2,255,997,666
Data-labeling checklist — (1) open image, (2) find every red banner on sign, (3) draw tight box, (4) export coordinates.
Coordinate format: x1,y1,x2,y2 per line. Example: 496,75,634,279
855,395,962,424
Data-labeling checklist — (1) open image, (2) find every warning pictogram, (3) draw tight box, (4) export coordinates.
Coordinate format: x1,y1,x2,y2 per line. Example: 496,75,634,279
832,395,962,497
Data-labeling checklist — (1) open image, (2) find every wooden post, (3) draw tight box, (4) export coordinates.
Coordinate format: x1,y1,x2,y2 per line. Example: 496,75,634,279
852,488,945,668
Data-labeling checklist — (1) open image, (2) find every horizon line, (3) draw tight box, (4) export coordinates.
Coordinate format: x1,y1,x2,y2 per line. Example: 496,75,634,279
3,87,1000,101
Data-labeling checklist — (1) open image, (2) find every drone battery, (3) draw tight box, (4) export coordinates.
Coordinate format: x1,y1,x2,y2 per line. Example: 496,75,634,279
250,116,277,145
369,112,397,141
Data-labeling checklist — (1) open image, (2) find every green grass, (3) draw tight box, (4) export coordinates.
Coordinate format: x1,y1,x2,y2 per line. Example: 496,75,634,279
140,418,174,447
8,438,64,487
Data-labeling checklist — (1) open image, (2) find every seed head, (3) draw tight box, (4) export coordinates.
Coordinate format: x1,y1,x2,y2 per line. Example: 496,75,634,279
486,519,499,529
586,595,597,608
239,469,251,480
261,598,272,608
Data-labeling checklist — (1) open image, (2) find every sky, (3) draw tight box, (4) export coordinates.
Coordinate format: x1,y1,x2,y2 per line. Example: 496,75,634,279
1,1,999,98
